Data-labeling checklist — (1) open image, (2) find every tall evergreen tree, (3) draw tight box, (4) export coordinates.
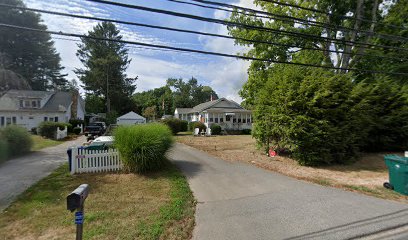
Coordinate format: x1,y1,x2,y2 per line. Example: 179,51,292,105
75,22,137,114
0,0,67,90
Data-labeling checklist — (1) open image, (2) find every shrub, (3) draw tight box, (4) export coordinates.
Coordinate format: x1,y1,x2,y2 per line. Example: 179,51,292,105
161,118,182,135
210,124,222,135
73,127,82,135
69,118,84,127
114,123,174,173
0,132,8,162
1,125,32,157
188,121,206,132
242,129,251,135
38,122,70,139
31,127,37,135
180,120,188,132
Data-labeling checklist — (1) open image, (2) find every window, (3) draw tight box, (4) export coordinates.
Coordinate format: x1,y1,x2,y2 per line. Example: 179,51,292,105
243,118,246,123
12,117,16,124
32,101,37,108
37,100,41,108
220,117,223,123
29,117,34,120
49,117,54,122
20,100,24,108
215,117,218,123
247,118,251,123
233,116,237,123
226,115,231,121
237,114,241,123
54,117,58,122
24,100,30,108
209,113,213,123
6,117,11,125
44,117,48,121
0,117,4,126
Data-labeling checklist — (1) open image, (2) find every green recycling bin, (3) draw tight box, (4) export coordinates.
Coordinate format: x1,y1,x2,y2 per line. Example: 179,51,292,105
384,155,408,195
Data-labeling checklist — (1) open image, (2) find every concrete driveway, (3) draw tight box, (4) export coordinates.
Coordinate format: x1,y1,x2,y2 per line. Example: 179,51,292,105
0,136,85,211
168,143,408,240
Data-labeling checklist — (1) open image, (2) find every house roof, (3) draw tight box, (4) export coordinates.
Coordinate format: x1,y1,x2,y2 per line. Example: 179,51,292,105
192,98,243,112
42,91,72,111
0,90,83,113
204,108,251,113
175,108,193,114
117,111,146,120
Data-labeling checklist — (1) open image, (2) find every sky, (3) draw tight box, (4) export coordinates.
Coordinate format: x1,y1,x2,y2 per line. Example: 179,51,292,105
24,0,259,103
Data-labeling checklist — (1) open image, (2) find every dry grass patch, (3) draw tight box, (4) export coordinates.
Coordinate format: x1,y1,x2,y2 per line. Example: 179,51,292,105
0,164,195,240
176,135,408,203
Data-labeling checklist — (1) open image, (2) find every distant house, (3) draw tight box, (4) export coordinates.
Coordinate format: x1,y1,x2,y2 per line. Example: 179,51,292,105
174,98,252,130
116,111,146,125
0,90,85,130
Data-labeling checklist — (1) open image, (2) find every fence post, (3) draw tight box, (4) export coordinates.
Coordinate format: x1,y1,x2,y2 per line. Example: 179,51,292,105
71,147,77,175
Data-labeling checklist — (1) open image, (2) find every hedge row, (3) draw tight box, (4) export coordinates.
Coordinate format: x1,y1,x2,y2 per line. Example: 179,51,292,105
0,125,33,162
160,118,188,135
38,121,71,139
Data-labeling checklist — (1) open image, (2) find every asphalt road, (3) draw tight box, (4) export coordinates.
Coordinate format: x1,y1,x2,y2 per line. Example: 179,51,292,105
0,136,85,211
168,143,408,240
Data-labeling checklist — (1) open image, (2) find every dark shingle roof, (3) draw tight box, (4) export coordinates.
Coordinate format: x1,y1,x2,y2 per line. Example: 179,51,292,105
42,91,72,111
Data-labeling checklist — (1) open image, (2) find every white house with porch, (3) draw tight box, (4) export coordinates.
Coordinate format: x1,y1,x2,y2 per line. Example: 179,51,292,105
174,98,252,130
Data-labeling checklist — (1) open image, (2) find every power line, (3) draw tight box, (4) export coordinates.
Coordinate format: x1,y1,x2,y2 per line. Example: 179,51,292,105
4,3,405,62
256,0,407,31
183,0,408,42
2,3,403,62
85,0,408,52
0,23,407,76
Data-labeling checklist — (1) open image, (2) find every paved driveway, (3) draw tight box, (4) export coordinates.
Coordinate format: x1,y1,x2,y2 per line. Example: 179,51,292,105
168,143,408,240
0,136,85,211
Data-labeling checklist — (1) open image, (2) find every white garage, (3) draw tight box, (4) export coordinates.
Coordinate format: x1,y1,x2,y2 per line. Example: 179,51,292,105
116,111,146,125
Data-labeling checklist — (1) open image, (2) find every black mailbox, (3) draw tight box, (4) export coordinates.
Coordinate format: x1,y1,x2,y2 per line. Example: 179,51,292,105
67,184,89,212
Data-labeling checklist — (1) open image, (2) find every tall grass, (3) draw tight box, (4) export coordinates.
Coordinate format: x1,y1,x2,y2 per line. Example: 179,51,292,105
114,123,174,173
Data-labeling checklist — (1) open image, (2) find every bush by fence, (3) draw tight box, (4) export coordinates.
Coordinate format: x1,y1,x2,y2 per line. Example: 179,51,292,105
188,121,207,132
38,122,70,139
210,124,222,135
114,123,174,173
1,125,33,159
73,127,82,135
69,118,84,127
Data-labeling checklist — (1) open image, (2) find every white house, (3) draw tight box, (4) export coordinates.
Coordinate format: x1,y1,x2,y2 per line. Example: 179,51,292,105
116,111,146,125
174,98,252,130
0,90,85,130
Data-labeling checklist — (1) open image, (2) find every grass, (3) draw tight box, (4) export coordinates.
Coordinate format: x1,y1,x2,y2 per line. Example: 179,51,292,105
31,134,64,151
176,135,408,203
0,163,195,240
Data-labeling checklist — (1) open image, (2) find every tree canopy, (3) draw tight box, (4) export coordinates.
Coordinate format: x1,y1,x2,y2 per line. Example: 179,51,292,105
76,22,137,115
0,0,67,90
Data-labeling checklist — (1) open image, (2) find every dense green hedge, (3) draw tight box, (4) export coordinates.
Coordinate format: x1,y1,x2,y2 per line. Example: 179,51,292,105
73,127,82,135
210,124,222,135
114,123,174,173
38,122,71,139
188,121,206,132
250,57,408,166
1,125,33,160
161,118,188,135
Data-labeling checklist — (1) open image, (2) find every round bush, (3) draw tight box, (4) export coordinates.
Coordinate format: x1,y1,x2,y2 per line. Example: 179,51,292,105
180,120,188,132
161,118,181,135
69,119,84,127
73,127,82,135
114,123,174,173
210,124,222,135
2,125,33,157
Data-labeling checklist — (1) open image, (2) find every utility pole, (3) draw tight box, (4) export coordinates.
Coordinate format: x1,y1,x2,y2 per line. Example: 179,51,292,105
106,65,111,114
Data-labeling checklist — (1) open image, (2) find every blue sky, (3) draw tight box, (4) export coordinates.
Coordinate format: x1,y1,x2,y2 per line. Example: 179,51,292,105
24,0,258,102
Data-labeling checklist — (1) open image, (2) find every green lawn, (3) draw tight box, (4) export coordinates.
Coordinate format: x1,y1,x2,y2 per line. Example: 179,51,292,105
31,134,64,151
0,163,195,240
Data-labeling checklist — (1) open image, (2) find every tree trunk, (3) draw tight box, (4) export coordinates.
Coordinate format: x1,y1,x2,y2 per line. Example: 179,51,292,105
340,0,365,72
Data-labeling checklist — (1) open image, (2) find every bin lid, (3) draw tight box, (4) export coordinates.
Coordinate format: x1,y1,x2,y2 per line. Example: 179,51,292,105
384,154,408,164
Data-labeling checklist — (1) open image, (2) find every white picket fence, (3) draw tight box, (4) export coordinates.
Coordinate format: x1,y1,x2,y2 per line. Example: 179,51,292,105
70,146,122,174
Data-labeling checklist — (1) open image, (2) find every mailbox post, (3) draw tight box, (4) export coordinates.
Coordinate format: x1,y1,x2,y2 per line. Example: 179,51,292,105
67,184,89,240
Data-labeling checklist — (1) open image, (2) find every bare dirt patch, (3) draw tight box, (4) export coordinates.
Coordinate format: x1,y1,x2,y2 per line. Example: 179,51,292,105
176,135,408,203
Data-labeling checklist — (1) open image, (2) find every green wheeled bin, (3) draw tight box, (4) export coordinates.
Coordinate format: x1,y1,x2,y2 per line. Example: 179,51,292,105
384,155,408,195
